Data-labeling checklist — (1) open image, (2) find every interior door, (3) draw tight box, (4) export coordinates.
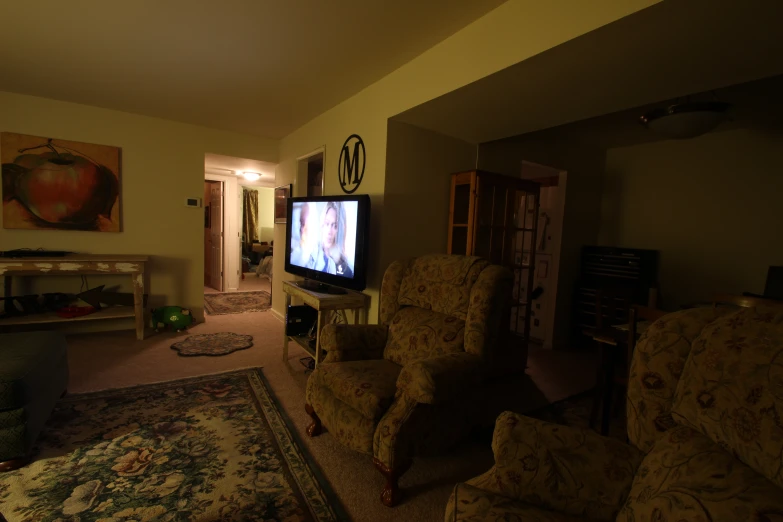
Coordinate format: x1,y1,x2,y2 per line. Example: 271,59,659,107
204,182,212,285
508,183,541,345
210,182,224,292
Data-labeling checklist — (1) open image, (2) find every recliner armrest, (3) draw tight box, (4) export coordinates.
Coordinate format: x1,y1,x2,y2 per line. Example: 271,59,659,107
467,412,643,521
396,352,484,404
320,324,388,363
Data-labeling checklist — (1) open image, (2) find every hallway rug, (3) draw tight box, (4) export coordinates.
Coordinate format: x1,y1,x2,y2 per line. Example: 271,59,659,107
204,290,272,315
171,332,254,357
0,369,345,522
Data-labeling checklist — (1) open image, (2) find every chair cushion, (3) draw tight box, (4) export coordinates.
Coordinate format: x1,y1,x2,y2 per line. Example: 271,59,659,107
0,331,67,410
467,413,642,521
627,306,732,453
617,425,783,522
383,306,465,366
671,306,783,489
311,360,401,421
397,255,487,320
446,483,596,522
305,376,375,455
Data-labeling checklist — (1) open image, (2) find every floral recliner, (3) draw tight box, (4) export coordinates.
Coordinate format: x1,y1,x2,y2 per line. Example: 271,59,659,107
446,305,783,521
304,255,519,506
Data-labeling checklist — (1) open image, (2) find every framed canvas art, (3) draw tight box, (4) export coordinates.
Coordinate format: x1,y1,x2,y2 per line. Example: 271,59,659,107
1,132,121,232
274,184,291,224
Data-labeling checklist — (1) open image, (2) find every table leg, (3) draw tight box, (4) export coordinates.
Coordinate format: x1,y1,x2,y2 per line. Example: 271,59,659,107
354,308,360,325
601,350,615,436
590,343,606,430
283,293,291,363
133,273,145,341
3,276,12,315
314,310,324,368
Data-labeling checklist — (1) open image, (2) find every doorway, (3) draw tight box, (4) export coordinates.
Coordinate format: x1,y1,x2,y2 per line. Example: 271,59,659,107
521,161,566,350
203,153,277,315
296,148,325,198
238,183,274,294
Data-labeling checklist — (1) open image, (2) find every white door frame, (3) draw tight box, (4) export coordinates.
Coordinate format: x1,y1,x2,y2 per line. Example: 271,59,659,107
205,172,240,292
521,161,567,350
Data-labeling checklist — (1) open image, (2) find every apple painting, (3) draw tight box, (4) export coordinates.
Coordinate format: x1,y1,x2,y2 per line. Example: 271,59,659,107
1,133,120,232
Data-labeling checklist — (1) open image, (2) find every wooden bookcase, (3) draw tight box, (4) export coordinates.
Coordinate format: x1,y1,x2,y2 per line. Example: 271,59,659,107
448,170,541,345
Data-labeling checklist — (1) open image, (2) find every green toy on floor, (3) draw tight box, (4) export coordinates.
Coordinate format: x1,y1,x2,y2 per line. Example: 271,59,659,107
151,306,194,332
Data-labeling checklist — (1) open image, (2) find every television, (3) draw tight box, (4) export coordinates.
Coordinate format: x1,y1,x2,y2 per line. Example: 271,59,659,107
284,194,371,291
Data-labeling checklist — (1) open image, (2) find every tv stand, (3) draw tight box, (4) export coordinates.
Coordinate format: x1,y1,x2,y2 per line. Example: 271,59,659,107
295,279,347,295
282,280,370,369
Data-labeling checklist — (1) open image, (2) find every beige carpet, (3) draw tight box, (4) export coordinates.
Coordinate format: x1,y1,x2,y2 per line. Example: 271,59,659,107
60,312,598,522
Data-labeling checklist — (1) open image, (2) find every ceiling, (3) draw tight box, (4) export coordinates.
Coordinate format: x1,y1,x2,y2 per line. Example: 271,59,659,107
0,0,504,139
205,153,276,187
491,74,783,151
394,0,783,145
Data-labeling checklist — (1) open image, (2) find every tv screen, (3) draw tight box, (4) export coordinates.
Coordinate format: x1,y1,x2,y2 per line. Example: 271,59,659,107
285,195,370,291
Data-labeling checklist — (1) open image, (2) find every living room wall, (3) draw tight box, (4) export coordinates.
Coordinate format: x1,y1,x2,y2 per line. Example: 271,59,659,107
0,91,277,328
381,121,477,271
271,0,658,321
598,126,783,309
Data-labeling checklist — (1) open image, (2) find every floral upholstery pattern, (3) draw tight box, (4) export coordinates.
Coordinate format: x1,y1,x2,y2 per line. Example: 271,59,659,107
627,306,732,452
398,255,488,320
306,254,515,484
465,412,642,521
465,265,514,362
379,259,410,326
397,352,484,405
617,425,783,522
320,324,388,363
383,306,466,366
373,392,418,469
374,389,485,472
447,304,783,522
671,306,783,489
446,483,597,522
308,360,400,421
306,375,375,455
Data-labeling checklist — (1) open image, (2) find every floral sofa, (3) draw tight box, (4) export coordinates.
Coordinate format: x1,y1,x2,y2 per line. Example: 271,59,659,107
305,255,523,506
446,304,783,521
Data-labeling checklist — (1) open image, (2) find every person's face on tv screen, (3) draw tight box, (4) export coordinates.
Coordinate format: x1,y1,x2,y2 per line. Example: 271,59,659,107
323,207,337,249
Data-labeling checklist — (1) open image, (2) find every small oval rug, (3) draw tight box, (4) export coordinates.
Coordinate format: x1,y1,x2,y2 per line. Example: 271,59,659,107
171,332,253,356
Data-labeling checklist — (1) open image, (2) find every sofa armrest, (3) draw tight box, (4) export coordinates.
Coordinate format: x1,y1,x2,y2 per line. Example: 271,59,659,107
396,352,484,405
467,412,643,521
320,324,388,363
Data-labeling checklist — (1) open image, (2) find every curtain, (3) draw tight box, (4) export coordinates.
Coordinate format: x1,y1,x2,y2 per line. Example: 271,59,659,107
243,188,259,250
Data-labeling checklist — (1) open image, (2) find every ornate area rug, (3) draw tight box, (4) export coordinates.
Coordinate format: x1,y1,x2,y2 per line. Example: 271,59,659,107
171,332,253,357
0,369,345,522
204,291,272,315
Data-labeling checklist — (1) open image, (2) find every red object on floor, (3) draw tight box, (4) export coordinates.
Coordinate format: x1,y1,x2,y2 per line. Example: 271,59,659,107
56,306,97,318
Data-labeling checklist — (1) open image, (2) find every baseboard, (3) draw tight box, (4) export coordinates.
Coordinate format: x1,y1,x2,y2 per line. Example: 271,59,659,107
270,308,284,323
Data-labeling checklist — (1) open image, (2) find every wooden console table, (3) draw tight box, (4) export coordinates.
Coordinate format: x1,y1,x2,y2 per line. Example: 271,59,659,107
1,254,148,340
282,280,370,368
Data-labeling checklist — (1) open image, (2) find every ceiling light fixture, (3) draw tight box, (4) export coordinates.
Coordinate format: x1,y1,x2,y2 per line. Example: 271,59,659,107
242,171,261,181
640,100,730,139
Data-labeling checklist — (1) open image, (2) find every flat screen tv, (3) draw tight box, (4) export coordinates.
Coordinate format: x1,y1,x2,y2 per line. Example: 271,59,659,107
284,194,371,291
